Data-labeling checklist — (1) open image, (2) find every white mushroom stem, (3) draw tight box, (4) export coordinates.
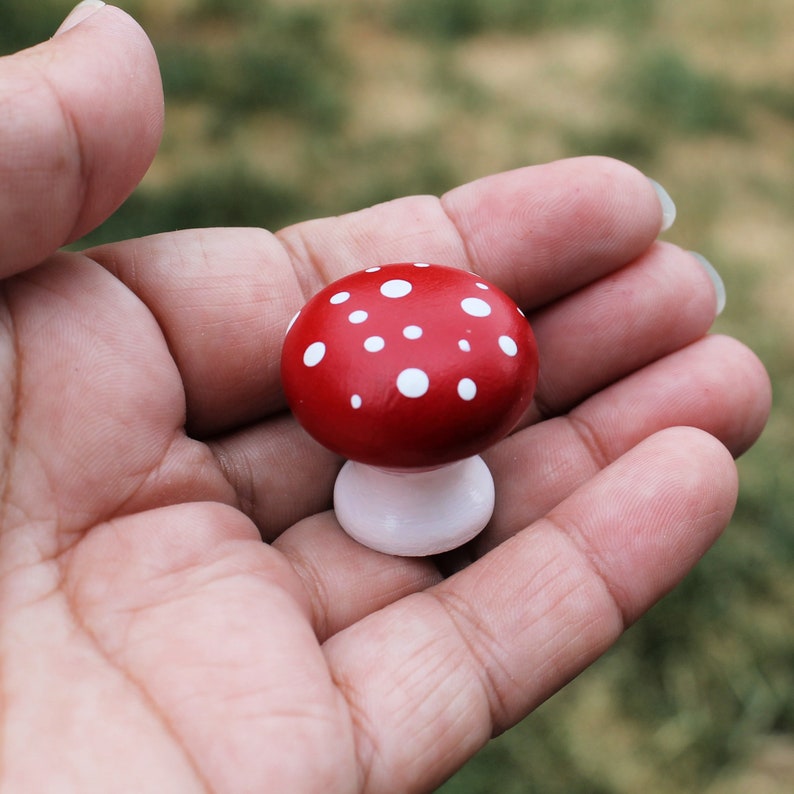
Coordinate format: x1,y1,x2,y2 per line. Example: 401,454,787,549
333,455,495,556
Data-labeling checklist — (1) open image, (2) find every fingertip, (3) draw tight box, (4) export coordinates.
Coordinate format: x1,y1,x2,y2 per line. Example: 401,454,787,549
659,424,741,559
705,335,773,456
0,3,164,276
634,426,740,520
583,425,739,621
657,424,739,499
440,156,670,308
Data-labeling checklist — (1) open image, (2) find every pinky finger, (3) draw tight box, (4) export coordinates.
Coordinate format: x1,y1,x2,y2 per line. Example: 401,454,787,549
323,427,737,793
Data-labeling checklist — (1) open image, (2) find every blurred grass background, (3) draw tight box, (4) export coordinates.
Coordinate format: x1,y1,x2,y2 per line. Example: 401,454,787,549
2,0,792,790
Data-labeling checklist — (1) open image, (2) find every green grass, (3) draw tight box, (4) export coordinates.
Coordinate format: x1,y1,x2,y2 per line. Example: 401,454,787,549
0,0,73,51
160,4,347,128
84,163,308,245
388,0,657,40
620,48,746,136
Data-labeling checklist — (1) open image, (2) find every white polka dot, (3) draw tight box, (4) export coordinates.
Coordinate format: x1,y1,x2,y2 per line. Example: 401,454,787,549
475,282,489,290
413,262,430,268
365,266,381,273
303,342,326,367
499,335,518,357
348,310,368,324
461,297,492,317
457,378,477,401
364,336,385,352
286,311,300,334
330,291,350,305
351,394,362,409
458,339,471,352
403,325,423,340
380,279,413,298
396,368,429,398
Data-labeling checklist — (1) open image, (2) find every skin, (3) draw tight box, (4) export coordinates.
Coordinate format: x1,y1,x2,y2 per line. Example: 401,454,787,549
0,6,771,793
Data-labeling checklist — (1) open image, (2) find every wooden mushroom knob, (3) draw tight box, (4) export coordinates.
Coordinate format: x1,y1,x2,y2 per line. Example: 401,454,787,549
281,263,539,556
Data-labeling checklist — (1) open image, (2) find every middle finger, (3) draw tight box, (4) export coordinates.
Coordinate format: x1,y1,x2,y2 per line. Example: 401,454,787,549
212,240,721,540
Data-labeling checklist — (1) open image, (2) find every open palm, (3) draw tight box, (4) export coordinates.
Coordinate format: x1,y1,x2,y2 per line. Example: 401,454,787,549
0,6,770,792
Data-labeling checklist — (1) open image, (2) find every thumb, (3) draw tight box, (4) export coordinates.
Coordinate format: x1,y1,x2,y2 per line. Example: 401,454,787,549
0,2,163,277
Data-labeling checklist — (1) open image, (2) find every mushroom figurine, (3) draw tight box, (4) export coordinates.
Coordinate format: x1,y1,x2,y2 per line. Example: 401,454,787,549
281,263,539,556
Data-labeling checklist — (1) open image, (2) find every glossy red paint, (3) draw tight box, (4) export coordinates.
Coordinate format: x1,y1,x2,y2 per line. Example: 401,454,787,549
281,263,539,468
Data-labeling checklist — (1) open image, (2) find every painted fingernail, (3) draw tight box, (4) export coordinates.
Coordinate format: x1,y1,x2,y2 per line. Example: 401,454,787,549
648,178,677,232
691,252,726,316
55,0,106,36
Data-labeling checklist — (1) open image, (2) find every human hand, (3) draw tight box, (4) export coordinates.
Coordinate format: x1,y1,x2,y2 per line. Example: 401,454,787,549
0,4,771,792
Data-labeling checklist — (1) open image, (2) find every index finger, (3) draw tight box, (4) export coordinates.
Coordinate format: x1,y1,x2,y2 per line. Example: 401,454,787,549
87,156,667,436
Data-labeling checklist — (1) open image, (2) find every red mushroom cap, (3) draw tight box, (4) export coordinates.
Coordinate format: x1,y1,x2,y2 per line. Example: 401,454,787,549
281,263,539,468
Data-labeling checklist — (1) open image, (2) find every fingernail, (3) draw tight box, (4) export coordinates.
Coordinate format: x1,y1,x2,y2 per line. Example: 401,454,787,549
691,252,726,316
55,0,106,36
648,178,677,232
